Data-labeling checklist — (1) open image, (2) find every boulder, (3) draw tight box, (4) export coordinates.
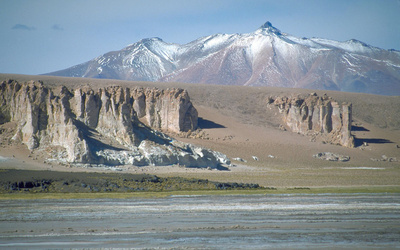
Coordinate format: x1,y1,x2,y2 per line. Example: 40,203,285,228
313,152,350,162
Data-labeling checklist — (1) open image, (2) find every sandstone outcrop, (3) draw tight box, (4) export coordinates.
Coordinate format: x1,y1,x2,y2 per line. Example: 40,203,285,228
0,80,228,168
131,87,198,133
269,93,355,147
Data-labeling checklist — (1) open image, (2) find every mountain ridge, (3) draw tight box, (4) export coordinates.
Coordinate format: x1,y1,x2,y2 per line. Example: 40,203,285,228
46,21,400,95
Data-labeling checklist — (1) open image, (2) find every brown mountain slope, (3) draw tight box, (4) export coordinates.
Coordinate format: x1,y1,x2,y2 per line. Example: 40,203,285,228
45,22,400,95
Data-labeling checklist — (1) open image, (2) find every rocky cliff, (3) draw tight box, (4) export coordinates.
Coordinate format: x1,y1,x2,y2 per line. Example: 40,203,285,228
269,93,355,148
130,87,198,133
0,79,228,168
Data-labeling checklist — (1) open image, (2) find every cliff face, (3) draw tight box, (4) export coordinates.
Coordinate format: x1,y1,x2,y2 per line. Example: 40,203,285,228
269,93,355,148
0,80,227,167
131,87,198,133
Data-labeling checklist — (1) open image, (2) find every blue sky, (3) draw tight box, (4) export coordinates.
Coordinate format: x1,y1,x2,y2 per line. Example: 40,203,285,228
1,0,399,75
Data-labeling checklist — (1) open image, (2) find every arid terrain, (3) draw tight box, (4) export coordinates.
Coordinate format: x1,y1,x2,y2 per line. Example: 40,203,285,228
1,73,399,189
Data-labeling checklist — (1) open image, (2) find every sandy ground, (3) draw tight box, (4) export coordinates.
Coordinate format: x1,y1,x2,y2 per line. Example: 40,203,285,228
1,74,400,188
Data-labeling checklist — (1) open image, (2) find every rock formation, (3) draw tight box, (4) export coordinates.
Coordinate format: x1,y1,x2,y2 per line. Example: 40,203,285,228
0,79,228,168
313,152,350,162
269,93,355,147
131,87,198,133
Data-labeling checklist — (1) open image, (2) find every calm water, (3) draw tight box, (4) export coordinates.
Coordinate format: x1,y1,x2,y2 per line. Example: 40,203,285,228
0,194,399,249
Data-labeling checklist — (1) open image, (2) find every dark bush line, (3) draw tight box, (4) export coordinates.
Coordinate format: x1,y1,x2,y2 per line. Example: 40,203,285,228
214,182,260,190
1,171,266,193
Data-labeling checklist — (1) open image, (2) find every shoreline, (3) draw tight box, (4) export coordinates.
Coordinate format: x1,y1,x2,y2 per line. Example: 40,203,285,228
2,186,400,200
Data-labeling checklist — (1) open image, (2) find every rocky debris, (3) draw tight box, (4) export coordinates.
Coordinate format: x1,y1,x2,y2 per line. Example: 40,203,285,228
313,152,350,162
221,135,235,141
232,157,247,163
357,141,372,151
178,129,210,140
0,80,228,168
95,139,231,168
370,155,398,162
269,93,355,148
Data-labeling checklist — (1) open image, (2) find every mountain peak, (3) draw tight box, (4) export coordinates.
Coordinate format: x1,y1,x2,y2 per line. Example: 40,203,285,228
45,21,400,95
142,37,163,43
260,21,273,29
258,21,281,35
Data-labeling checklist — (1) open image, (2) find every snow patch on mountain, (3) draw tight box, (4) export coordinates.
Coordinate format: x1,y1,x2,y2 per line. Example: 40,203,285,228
46,21,400,95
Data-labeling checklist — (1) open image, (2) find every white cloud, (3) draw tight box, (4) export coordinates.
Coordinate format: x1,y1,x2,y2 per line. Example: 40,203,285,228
12,24,36,31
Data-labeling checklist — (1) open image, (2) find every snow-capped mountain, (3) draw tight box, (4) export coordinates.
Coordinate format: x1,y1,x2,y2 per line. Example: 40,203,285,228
47,21,400,95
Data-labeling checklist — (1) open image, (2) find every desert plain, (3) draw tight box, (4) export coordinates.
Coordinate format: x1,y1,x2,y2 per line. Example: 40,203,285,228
0,73,399,191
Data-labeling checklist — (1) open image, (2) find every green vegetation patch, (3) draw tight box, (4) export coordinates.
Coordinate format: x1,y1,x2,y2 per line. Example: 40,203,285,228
0,169,399,200
0,169,264,195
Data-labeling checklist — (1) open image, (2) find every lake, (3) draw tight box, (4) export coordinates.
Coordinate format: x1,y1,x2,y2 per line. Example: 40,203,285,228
1,194,399,249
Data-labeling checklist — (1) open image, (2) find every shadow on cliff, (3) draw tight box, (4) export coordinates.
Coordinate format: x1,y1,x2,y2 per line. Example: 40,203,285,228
216,165,230,171
74,120,125,151
351,125,369,132
352,126,393,147
198,117,225,129
354,137,393,147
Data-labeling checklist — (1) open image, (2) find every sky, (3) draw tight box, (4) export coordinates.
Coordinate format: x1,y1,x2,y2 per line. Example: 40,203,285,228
1,0,399,75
